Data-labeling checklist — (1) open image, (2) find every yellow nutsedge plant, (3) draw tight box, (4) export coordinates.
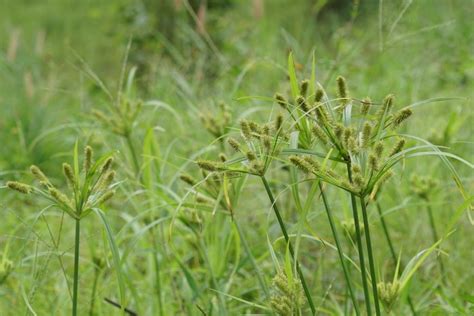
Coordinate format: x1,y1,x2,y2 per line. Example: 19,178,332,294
279,74,418,316
6,144,122,316
194,113,317,314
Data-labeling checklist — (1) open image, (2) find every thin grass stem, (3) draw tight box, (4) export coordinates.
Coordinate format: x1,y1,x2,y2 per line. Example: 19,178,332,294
347,165,372,315
261,176,316,315
319,182,360,316
376,201,417,315
72,218,81,316
359,197,381,316
426,204,446,284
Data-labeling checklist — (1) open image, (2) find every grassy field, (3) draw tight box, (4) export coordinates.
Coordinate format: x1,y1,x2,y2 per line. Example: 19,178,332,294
0,0,473,315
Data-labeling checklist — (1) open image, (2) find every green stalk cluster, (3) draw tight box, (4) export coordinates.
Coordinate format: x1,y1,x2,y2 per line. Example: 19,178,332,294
6,145,117,316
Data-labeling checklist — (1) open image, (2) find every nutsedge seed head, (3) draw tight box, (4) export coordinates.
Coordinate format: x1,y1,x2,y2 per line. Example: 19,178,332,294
275,93,287,109
389,138,406,157
84,146,93,173
62,163,75,187
49,188,72,208
378,281,401,312
227,137,241,152
312,125,328,145
314,88,324,103
196,160,219,172
96,190,115,205
374,142,384,158
219,153,227,162
98,170,115,190
369,154,379,171
334,124,344,139
303,156,321,171
240,119,252,140
100,157,114,174
179,174,197,186
352,164,361,174
30,165,50,185
336,76,348,99
300,80,309,97
362,122,372,148
296,95,310,113
262,136,272,152
382,94,394,113
289,156,313,174
6,181,31,194
274,113,283,131
392,108,413,128
246,151,257,162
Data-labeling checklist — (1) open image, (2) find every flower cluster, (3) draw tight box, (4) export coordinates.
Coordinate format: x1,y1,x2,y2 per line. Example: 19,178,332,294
270,271,304,315
7,145,116,219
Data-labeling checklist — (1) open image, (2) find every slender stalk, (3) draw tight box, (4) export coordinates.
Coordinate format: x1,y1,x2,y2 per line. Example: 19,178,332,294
376,201,417,315
125,133,140,175
261,176,316,315
151,232,164,316
319,182,360,316
359,197,381,316
347,165,372,315
72,219,81,316
233,220,270,299
426,204,446,283
89,268,100,316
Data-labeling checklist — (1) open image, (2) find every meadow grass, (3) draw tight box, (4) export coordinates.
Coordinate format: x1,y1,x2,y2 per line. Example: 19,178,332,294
0,0,473,315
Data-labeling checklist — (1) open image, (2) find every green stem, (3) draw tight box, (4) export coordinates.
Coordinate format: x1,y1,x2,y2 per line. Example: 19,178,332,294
376,201,417,315
261,176,316,315
72,219,81,316
319,182,360,316
89,269,100,316
233,220,270,299
359,197,381,316
426,204,446,283
347,165,372,315
151,232,164,316
125,133,140,176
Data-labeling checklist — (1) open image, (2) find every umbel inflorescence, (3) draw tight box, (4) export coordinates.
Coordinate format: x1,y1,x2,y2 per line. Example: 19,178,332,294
7,145,116,219
283,76,413,198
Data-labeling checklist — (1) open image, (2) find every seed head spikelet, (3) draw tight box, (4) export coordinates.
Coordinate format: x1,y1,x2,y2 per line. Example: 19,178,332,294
180,174,197,186
392,108,412,128
389,138,406,157
300,80,309,97
30,165,50,187
275,93,287,109
6,181,31,194
62,163,75,188
83,146,93,173
227,137,241,152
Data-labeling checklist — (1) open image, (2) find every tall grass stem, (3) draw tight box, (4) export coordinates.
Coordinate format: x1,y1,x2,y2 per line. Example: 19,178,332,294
359,197,381,316
318,182,360,316
261,176,316,315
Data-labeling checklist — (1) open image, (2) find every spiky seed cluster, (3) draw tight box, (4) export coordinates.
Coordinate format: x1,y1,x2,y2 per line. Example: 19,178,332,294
180,174,197,186
270,272,304,316
200,103,232,139
275,93,287,109
389,138,405,157
84,146,93,174
314,88,324,103
300,80,309,97
392,108,412,128
92,97,143,137
410,175,437,200
377,281,401,312
6,181,31,194
6,145,116,219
